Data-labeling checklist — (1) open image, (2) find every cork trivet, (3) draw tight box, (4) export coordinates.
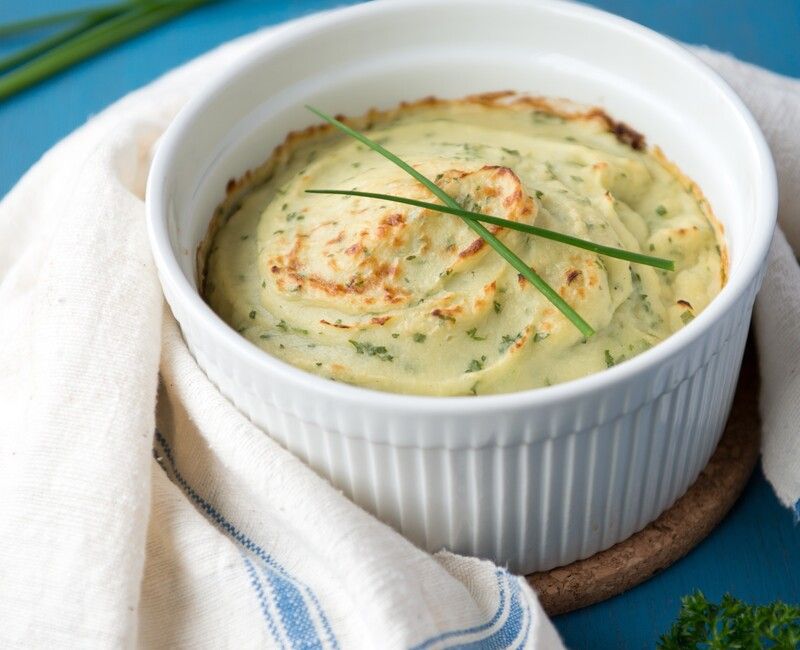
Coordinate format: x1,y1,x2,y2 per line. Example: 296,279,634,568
527,338,761,615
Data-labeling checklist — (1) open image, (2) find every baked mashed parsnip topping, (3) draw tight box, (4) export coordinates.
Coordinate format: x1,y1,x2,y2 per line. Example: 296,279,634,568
201,94,726,396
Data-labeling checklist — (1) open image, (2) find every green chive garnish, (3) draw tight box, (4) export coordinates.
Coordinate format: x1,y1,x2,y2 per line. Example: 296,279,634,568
0,3,129,38
0,1,215,102
0,15,115,76
306,188,675,271
305,105,595,338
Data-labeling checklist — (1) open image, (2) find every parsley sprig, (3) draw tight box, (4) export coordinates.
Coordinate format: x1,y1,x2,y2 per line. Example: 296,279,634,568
659,591,800,649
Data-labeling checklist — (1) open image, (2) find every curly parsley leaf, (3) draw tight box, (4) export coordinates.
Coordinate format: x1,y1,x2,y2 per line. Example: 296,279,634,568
658,591,800,650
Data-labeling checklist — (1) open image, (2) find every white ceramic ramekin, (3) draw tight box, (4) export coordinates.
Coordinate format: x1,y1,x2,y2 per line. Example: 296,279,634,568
146,0,777,573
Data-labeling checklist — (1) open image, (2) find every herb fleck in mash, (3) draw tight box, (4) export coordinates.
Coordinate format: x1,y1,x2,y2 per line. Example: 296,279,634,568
201,94,725,396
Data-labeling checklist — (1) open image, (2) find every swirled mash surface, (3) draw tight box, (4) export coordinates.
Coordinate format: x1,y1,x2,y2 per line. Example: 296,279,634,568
202,96,725,396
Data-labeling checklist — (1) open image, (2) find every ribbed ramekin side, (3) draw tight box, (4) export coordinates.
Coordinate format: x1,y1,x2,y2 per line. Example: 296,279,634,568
167,272,759,573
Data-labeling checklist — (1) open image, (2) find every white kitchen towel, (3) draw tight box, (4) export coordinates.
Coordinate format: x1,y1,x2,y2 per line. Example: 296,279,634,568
0,13,798,649
697,49,800,515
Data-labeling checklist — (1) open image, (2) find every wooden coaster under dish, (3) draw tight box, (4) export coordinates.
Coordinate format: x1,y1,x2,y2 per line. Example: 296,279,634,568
527,339,761,615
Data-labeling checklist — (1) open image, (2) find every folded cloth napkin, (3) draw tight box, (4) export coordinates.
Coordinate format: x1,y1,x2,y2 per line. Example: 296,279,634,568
0,16,798,647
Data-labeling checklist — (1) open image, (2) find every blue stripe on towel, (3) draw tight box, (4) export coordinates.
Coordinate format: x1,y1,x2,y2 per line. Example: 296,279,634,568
514,585,533,650
153,430,337,650
793,499,800,522
410,572,507,650
261,562,324,649
411,570,532,650
243,555,286,649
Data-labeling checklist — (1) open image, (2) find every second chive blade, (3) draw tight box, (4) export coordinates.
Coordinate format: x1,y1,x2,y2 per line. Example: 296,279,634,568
0,3,128,38
305,104,596,337
306,188,675,271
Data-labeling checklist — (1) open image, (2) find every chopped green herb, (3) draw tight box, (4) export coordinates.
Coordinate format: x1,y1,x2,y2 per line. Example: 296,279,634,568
413,332,427,343
656,205,668,216
681,310,695,325
391,332,400,338
286,211,304,222
604,349,615,367
466,327,487,341
465,356,487,373
273,319,306,335
315,362,323,367
493,301,503,314
535,190,544,200
499,333,522,352
469,382,479,396
259,334,271,340
349,340,394,361
248,310,256,320
460,142,484,157
534,331,549,343
240,234,249,241
501,147,520,156
406,255,416,261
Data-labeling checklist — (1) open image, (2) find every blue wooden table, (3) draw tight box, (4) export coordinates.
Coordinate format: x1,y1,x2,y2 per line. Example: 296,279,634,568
2,2,798,647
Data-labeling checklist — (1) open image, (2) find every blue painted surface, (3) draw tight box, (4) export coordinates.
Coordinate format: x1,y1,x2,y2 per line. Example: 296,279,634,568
1,1,798,647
